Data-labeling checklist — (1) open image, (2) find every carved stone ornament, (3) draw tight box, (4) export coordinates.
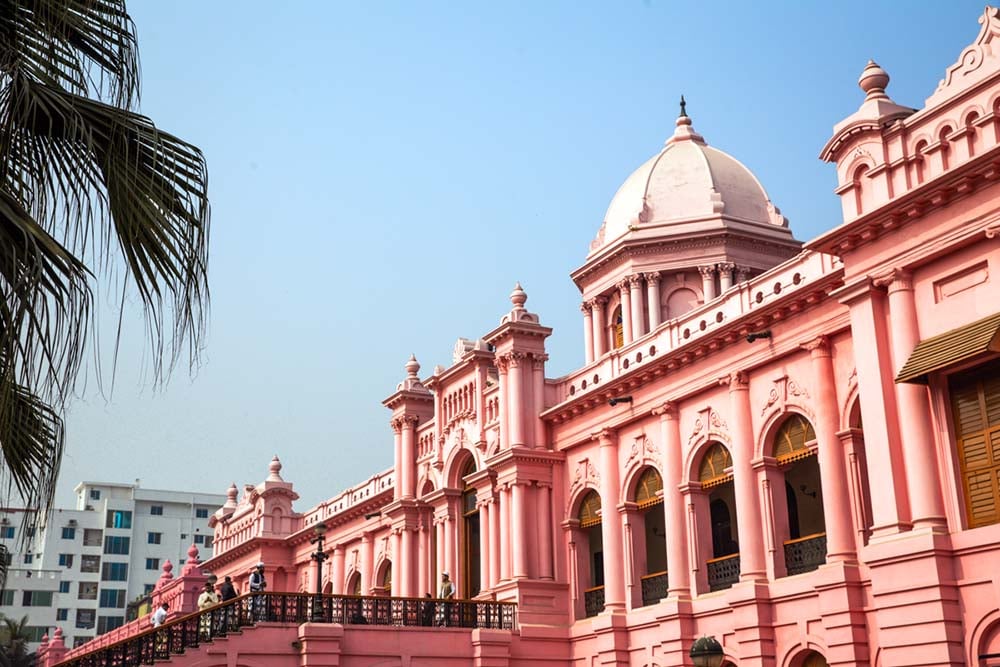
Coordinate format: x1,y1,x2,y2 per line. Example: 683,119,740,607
760,375,812,417
931,6,1000,104
688,406,728,446
626,434,661,466
570,458,600,494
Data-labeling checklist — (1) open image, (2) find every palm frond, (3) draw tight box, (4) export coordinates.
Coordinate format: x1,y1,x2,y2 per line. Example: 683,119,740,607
0,0,139,108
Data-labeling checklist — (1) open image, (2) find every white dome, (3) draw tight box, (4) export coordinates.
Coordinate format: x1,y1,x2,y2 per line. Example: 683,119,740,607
589,114,787,256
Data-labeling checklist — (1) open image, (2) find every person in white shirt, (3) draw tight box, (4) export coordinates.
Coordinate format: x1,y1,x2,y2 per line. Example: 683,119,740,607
151,602,169,628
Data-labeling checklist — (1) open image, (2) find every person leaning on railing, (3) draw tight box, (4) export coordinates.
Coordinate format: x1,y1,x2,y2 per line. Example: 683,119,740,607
151,602,170,659
197,582,220,639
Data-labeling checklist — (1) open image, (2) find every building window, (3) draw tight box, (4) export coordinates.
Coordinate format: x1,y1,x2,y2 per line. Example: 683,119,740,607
22,590,54,607
61,527,76,539
460,458,481,598
949,358,1000,528
98,589,126,608
195,508,209,519
772,414,827,576
632,467,667,606
194,534,205,544
0,590,13,605
56,609,69,621
80,555,101,573
1,526,15,539
611,305,624,349
78,582,98,600
146,558,160,571
24,627,47,643
0,551,9,566
576,490,604,618
73,637,91,648
59,553,74,568
83,528,103,546
103,536,130,555
89,489,101,501
76,609,96,629
97,615,125,634
147,532,162,545
101,562,128,581
698,442,741,592
150,505,163,516
144,584,155,594
23,553,33,564
59,581,71,593
204,536,213,549
105,510,132,529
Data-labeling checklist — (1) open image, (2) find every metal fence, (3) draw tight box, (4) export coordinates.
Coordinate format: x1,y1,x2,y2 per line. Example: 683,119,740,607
56,592,517,667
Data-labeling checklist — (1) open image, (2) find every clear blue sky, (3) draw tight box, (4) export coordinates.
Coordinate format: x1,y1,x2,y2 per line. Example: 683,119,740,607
59,0,988,509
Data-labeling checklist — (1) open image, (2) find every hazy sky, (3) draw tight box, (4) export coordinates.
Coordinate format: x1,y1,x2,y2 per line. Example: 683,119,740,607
58,0,988,510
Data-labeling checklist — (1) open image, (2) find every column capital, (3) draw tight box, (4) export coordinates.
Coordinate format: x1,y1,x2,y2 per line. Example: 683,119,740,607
698,264,717,278
589,295,608,309
580,302,592,315
874,267,914,293
497,350,527,368
719,370,749,390
616,278,630,292
627,274,643,288
642,271,662,284
390,418,404,434
801,335,832,356
652,401,679,419
531,353,548,370
591,427,617,446
401,414,420,427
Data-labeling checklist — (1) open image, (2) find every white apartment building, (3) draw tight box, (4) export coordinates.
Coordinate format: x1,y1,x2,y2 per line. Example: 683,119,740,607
0,481,225,649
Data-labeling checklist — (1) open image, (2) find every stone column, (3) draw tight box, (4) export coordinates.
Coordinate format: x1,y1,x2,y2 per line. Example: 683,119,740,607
596,429,626,611
417,520,429,596
506,353,526,446
532,354,547,449
391,420,403,502
582,303,595,364
618,279,633,344
628,274,645,337
390,531,401,596
835,279,910,533
361,532,374,594
479,499,492,591
490,495,501,587
401,415,418,499
497,357,509,450
699,265,717,302
537,483,554,580
435,518,445,582
591,297,607,358
805,336,856,562
718,262,735,292
331,545,345,594
655,403,689,596
644,272,662,330
511,482,529,578
400,527,414,596
884,270,947,528
498,485,511,580
726,371,766,580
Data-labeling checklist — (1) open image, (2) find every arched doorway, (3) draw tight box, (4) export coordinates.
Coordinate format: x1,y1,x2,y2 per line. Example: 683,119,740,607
773,414,827,576
700,442,740,591
633,468,667,606
579,491,604,616
460,458,481,598
801,650,829,667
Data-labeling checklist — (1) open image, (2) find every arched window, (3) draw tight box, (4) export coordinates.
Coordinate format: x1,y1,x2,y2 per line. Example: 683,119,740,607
347,571,362,596
772,414,827,576
611,306,624,349
949,357,1000,528
380,562,392,594
578,491,604,617
852,164,869,216
699,443,740,591
914,140,928,184
460,458,481,597
966,112,981,157
632,468,667,606
665,287,699,320
802,651,830,667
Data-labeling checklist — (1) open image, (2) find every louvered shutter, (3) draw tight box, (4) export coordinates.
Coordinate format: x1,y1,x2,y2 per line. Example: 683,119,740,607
951,360,1000,528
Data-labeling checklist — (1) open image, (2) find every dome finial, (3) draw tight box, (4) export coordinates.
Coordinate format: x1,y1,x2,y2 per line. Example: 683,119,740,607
679,94,688,118
858,60,890,101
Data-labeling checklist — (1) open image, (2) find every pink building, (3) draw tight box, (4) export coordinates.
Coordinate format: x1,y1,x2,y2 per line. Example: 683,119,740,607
51,6,1000,667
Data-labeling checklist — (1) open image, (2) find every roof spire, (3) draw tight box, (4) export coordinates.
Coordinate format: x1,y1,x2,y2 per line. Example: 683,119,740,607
679,94,688,118
667,94,704,146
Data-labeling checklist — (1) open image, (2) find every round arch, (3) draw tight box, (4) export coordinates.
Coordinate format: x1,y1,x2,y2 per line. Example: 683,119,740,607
779,637,830,667
684,436,733,485
757,406,816,460
442,446,478,489
567,484,602,521
621,463,664,505
969,610,1000,666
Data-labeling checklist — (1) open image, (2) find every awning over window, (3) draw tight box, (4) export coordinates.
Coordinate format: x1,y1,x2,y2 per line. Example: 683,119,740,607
895,311,1000,384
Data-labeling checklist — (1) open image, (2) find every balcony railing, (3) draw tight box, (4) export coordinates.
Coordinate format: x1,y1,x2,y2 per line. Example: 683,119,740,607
584,585,605,617
55,591,517,667
640,571,668,606
783,532,827,576
707,554,740,591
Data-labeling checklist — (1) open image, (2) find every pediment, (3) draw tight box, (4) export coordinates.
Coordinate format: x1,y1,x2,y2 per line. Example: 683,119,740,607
927,6,1000,106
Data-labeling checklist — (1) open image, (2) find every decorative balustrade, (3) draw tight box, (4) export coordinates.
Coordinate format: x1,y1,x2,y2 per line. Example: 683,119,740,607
640,571,668,606
54,592,517,667
783,532,828,576
707,554,740,592
584,586,605,618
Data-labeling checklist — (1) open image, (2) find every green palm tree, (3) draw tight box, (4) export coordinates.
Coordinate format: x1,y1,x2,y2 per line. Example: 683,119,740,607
0,0,209,563
0,614,35,666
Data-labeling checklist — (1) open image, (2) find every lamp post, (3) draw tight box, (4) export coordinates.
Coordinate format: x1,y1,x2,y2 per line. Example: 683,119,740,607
690,636,725,667
310,523,328,621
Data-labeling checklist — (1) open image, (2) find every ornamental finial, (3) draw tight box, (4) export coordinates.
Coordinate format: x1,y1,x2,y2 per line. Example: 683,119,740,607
679,94,688,118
